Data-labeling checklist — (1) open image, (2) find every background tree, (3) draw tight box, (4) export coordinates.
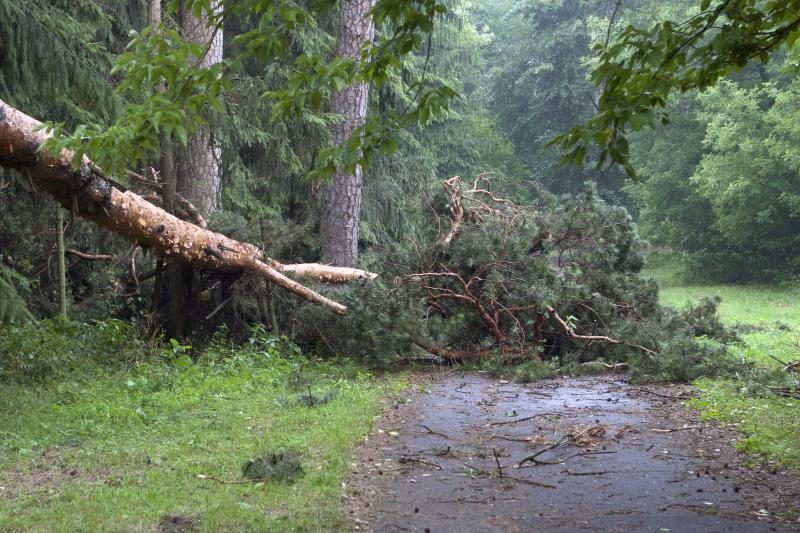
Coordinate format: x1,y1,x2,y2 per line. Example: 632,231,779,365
321,0,376,267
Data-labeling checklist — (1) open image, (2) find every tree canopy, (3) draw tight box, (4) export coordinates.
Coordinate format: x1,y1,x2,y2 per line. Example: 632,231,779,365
555,0,800,176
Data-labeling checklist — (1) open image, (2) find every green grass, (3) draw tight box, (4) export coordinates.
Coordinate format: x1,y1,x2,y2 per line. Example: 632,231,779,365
643,261,800,470
0,334,405,532
691,379,800,468
646,263,800,327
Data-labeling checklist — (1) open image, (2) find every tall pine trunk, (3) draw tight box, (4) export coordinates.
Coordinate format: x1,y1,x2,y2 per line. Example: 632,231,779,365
320,0,375,268
165,1,223,338
177,0,223,217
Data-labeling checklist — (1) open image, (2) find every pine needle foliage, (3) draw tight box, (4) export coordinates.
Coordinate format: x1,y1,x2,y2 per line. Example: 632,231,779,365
0,0,144,126
292,180,744,383
0,263,34,324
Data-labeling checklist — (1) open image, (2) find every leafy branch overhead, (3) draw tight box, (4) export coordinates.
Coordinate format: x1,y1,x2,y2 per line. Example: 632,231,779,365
42,0,459,182
554,0,800,176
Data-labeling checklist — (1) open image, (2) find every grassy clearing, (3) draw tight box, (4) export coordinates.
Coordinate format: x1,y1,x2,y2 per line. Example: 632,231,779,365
0,326,405,532
643,261,800,470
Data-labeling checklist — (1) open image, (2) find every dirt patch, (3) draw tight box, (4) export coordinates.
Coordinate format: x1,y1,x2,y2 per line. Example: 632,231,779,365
157,514,199,533
345,371,800,532
0,447,104,499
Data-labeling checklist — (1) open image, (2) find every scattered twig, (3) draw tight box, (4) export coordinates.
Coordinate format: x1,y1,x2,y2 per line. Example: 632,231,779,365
460,461,555,489
492,448,504,479
630,388,695,401
651,425,700,433
415,424,450,439
520,449,617,467
398,456,443,470
487,413,564,427
490,434,551,444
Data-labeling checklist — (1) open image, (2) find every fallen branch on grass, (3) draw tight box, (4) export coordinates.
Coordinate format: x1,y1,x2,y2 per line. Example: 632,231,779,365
196,474,260,485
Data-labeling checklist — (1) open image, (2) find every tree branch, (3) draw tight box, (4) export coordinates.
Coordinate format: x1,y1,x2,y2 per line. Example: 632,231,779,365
65,248,115,261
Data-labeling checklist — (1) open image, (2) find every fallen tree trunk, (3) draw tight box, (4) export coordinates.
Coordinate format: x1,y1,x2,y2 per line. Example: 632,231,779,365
0,99,375,315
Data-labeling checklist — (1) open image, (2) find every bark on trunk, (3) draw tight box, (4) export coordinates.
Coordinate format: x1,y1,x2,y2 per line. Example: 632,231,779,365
320,0,375,268
0,99,376,315
177,0,223,216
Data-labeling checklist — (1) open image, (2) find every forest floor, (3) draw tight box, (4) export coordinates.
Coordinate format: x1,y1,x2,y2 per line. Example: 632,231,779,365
0,350,407,532
344,370,800,532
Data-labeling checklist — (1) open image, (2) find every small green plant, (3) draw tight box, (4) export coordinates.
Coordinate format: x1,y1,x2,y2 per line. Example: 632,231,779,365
241,449,304,483
289,389,337,407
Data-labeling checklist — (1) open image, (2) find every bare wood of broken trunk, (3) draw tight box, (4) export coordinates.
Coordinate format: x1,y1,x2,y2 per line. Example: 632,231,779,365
0,99,376,315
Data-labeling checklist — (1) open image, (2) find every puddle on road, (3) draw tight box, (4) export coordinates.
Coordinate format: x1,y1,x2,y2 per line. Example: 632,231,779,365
351,373,794,532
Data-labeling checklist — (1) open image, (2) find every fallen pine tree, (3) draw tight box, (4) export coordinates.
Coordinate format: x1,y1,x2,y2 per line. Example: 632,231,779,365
0,99,375,316
290,175,746,382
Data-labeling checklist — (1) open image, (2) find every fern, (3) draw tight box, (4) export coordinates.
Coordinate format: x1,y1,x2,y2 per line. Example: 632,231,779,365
0,264,34,324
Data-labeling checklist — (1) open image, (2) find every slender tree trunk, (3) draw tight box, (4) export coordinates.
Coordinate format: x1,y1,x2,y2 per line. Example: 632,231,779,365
56,208,67,319
162,1,223,338
320,0,375,268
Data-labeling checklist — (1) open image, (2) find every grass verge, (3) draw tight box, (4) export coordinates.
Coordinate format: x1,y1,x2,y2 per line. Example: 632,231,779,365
643,261,800,470
0,327,405,532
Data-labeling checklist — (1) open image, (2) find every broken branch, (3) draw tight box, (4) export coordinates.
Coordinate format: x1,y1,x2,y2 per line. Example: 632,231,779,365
65,248,115,261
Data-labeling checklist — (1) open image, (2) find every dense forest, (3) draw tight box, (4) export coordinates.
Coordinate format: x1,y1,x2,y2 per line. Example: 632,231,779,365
0,0,799,529
1,0,798,355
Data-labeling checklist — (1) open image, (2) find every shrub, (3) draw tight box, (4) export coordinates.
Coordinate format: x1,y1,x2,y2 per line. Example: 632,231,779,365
0,318,146,383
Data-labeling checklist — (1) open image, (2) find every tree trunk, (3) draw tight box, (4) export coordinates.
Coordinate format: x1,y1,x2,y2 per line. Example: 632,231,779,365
177,0,223,217
56,208,67,319
0,99,376,315
166,1,223,338
320,0,375,268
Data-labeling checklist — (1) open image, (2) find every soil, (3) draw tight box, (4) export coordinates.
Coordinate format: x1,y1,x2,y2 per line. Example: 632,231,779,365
156,514,199,533
344,371,800,532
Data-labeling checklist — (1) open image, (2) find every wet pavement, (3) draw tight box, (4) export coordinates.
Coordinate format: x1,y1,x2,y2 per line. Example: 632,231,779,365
346,372,798,532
